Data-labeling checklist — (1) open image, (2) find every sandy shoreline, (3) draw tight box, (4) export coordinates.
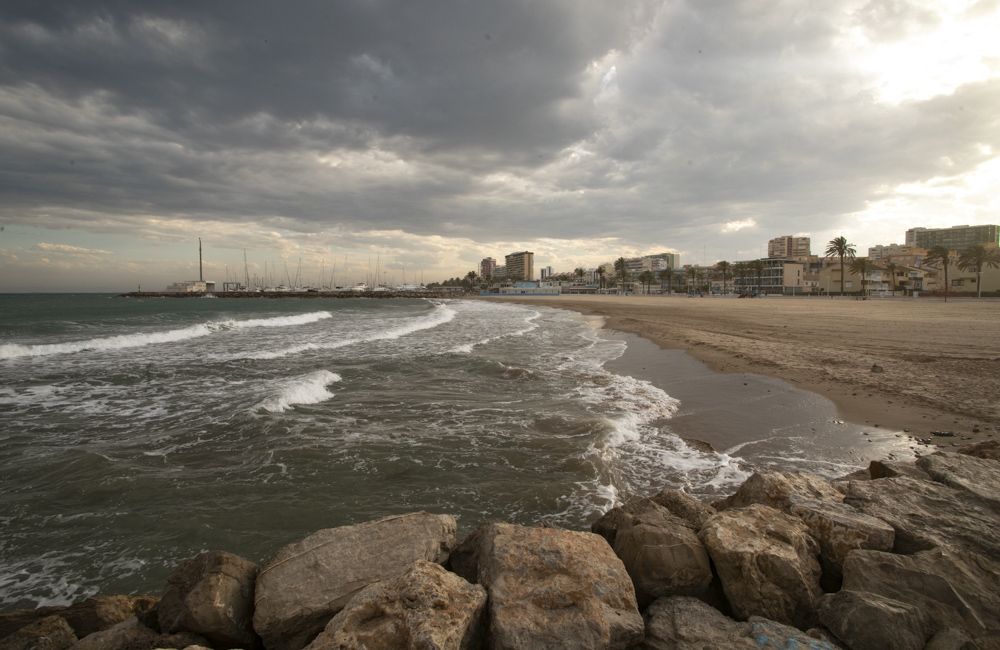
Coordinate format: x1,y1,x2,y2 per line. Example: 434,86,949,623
487,295,1000,445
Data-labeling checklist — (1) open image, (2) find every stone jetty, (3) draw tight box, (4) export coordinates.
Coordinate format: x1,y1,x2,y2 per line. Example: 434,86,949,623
2,442,998,649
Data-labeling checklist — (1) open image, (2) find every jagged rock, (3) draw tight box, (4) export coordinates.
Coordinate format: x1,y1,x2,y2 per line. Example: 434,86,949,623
470,522,643,649
157,550,258,649
957,440,1000,461
648,488,716,530
841,548,1000,640
71,617,206,650
0,615,76,650
924,627,976,650
833,468,871,483
715,471,843,511
818,589,931,650
590,497,661,546
699,504,822,628
0,595,157,640
916,451,1000,508
253,512,456,650
786,497,894,579
609,502,713,606
841,476,1000,555
305,561,486,650
640,596,840,649
868,459,930,480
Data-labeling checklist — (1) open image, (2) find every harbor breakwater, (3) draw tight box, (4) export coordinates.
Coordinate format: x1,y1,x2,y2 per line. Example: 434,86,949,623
2,442,998,650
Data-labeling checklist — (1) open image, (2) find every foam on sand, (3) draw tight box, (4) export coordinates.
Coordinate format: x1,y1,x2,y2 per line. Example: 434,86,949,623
257,370,342,413
0,311,333,359
451,309,540,354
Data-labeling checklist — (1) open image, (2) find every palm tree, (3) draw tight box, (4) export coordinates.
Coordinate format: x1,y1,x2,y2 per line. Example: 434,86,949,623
715,261,731,295
958,245,1000,298
749,259,765,295
825,236,857,296
849,257,875,296
658,269,672,294
923,246,953,301
882,261,900,296
614,257,629,294
464,270,478,288
685,266,698,293
596,265,606,290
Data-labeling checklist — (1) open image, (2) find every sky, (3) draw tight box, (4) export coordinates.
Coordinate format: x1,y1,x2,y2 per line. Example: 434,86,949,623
1,0,999,290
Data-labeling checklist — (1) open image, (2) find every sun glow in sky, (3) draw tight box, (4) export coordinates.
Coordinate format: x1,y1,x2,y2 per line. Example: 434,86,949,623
0,0,998,290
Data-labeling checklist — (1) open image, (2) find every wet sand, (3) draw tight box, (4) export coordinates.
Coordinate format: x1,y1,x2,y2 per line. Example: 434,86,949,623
492,295,1000,446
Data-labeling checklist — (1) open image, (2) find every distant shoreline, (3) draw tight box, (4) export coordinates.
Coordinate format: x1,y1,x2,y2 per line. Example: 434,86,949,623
484,294,1000,447
118,291,470,299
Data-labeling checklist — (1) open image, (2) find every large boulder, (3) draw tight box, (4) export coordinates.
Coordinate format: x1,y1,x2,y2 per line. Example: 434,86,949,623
715,471,843,511
957,440,1000,461
818,590,931,650
916,451,1000,508
641,596,841,649
71,617,206,650
253,512,456,650
699,504,822,628
786,497,894,580
0,595,157,640
305,561,486,650
157,551,258,649
841,476,1000,556
470,522,643,649
0,616,76,650
648,489,716,530
868,459,930,481
840,548,1000,641
603,501,713,606
590,497,661,546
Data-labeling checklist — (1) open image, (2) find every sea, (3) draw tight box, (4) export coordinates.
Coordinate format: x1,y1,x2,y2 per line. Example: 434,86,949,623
0,294,912,611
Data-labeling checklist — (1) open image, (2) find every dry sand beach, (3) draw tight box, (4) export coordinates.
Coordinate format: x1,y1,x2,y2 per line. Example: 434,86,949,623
493,295,1000,445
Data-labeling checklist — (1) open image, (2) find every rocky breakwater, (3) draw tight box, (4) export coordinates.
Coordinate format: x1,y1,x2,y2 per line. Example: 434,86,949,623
2,442,999,650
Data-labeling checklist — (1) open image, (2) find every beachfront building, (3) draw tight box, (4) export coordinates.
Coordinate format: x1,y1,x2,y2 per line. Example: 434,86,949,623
624,252,679,274
767,236,811,258
166,280,216,292
540,266,555,280
493,266,508,281
479,257,497,279
734,259,805,295
505,251,534,282
905,225,1000,250
868,244,919,260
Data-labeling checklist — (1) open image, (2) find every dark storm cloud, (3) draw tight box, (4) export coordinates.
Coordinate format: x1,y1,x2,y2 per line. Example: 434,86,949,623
0,0,998,253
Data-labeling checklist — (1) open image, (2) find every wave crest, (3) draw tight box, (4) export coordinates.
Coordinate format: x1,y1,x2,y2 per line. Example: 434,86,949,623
257,370,342,413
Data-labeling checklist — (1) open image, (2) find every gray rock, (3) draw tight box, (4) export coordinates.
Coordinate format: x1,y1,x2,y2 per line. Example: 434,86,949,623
818,589,930,650
158,550,258,649
841,476,1000,555
0,595,157,640
71,617,206,650
924,627,977,650
868,459,931,480
473,522,643,650
640,596,840,649
787,497,894,579
841,548,1000,639
590,497,662,546
917,451,1000,508
0,616,76,650
957,440,1000,461
305,560,486,650
699,504,822,628
716,470,844,511
609,502,713,606
253,512,456,650
648,489,717,530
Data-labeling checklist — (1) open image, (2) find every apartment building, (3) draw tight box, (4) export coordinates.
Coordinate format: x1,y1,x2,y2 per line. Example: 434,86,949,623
767,236,811,258
479,257,497,279
905,225,999,250
504,251,535,282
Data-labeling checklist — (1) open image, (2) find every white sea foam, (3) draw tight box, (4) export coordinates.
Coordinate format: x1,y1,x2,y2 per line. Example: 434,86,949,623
451,309,540,354
258,370,342,413
244,303,456,360
0,311,333,359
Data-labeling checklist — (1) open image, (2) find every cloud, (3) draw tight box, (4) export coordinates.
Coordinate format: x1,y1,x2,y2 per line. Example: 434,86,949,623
0,0,998,288
35,242,112,255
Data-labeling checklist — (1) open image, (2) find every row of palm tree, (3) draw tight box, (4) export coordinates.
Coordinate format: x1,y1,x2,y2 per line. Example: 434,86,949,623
824,236,1000,299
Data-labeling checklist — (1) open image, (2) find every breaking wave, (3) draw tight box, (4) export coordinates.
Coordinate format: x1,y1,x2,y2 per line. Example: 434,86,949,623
257,370,342,413
0,311,332,360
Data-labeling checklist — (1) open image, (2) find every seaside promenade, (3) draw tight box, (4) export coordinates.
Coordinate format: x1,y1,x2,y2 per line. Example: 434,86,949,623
491,294,1000,443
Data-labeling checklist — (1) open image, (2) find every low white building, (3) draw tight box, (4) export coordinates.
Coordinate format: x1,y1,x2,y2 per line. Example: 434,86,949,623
166,280,215,292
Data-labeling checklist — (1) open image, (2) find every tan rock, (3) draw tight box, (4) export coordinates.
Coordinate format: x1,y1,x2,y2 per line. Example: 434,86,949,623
305,561,486,650
699,504,822,628
0,595,157,640
0,615,76,650
716,471,843,511
916,451,1000,508
868,459,930,480
71,617,206,650
157,550,258,649
475,523,643,649
957,440,1000,461
818,589,930,650
253,512,457,650
648,489,716,530
787,497,894,578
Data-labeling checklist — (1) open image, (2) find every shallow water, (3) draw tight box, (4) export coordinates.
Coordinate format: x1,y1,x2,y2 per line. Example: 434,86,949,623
0,295,907,610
